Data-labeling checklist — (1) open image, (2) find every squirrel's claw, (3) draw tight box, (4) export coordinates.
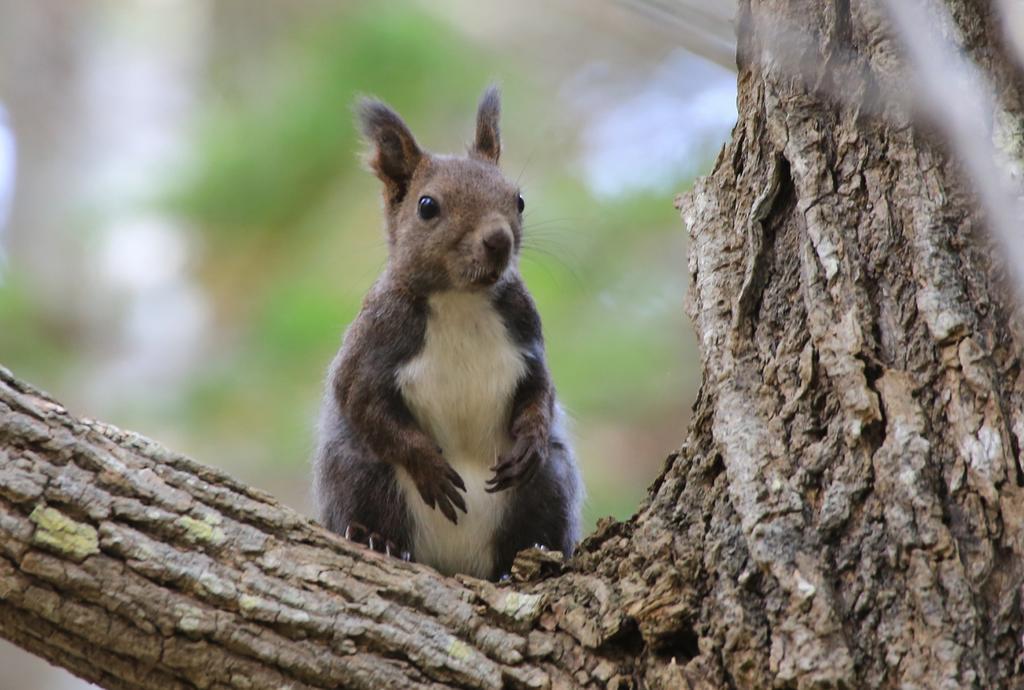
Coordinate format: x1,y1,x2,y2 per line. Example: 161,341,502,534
487,436,545,493
438,497,458,524
436,481,467,524
343,522,407,563
445,478,468,513
445,464,467,492
413,458,467,524
344,521,368,542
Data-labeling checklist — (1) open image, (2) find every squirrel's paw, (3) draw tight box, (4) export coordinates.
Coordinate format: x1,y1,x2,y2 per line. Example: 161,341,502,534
409,456,467,525
487,435,545,493
343,522,411,561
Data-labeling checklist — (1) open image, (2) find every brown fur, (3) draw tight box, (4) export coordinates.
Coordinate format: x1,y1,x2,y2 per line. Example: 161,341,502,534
381,156,522,294
313,87,583,579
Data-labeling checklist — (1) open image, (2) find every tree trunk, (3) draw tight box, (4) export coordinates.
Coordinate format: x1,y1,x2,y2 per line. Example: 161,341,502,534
671,0,1024,686
3,0,1024,688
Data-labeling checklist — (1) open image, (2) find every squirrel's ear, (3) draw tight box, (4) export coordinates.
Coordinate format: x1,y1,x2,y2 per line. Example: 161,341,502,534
471,86,501,164
357,98,422,204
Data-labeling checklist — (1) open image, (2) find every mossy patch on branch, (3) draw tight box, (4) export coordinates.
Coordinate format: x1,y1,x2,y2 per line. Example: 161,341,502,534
29,505,99,562
177,514,227,546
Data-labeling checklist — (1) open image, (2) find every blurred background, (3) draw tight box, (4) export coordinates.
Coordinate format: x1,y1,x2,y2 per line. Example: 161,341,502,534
0,1,734,686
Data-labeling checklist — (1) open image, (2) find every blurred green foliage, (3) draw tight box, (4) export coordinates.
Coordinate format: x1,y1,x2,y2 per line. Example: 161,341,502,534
172,5,492,237
0,278,76,384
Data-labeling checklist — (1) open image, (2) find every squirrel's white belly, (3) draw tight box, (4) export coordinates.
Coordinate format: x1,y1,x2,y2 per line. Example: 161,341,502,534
396,290,526,578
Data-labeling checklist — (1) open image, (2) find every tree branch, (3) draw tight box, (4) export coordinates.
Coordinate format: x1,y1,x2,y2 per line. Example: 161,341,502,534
0,366,628,690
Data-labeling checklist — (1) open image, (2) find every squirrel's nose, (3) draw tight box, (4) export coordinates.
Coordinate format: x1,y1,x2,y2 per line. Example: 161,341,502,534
482,230,512,265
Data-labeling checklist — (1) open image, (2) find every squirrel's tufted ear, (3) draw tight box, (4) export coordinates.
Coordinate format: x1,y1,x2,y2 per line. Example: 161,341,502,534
357,98,422,204
471,86,501,164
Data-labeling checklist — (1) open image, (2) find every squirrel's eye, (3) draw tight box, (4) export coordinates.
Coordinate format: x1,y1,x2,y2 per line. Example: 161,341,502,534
418,196,440,220
516,193,525,214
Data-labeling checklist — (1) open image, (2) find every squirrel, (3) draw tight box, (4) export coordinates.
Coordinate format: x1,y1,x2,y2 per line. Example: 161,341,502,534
312,87,583,581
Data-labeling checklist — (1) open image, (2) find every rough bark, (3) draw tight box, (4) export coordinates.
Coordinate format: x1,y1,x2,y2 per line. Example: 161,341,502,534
3,0,1024,688
669,0,1024,686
